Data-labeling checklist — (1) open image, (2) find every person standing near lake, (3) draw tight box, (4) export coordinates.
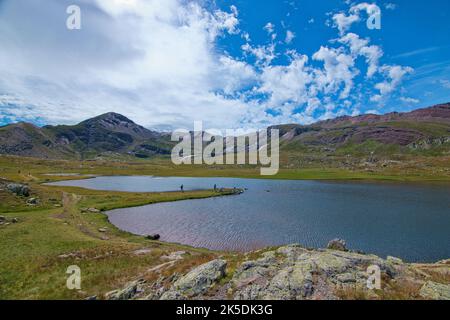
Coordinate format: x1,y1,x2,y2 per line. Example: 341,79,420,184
214,184,217,192
180,184,184,193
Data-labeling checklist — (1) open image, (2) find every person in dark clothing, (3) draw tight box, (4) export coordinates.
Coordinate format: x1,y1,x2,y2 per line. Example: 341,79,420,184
180,184,184,192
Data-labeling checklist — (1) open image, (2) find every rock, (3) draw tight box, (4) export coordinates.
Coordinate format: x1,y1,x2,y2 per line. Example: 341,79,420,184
12,218,18,223
87,208,100,213
26,198,39,205
105,280,145,300
133,248,153,256
162,251,186,261
265,263,315,299
6,183,30,197
160,290,185,300
387,256,403,265
327,239,348,252
146,234,161,240
85,295,97,300
166,259,227,298
98,228,108,233
335,273,357,284
0,216,5,222
419,281,450,300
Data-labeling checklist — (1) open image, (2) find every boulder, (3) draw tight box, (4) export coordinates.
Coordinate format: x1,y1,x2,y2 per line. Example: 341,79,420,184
6,183,30,197
105,280,145,300
146,234,161,240
419,281,450,300
327,239,348,252
0,216,5,222
387,256,404,265
26,198,39,205
87,208,100,213
167,259,227,297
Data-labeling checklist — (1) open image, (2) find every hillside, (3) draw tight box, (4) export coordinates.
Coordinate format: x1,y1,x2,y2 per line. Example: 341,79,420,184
0,112,174,160
0,103,449,163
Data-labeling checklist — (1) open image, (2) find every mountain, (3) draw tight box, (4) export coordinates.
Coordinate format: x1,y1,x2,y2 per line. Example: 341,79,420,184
0,112,174,159
0,103,449,161
274,103,450,158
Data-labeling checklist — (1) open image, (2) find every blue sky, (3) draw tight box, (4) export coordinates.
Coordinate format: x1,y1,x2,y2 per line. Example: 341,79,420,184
0,0,449,129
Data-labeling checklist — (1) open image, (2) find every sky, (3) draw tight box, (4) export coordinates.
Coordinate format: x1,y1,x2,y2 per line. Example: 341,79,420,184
0,0,449,130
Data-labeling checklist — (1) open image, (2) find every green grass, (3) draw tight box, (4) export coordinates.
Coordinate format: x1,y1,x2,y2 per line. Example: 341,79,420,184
0,184,233,299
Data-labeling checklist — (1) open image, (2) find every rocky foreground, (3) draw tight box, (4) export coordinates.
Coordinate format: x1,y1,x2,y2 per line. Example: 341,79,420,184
104,241,450,300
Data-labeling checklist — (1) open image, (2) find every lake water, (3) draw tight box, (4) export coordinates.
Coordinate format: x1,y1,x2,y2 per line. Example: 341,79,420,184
49,176,450,262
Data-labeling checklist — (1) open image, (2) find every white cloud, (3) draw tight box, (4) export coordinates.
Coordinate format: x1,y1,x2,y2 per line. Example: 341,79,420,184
440,79,450,89
242,43,277,67
385,3,397,10
400,97,419,104
258,54,312,108
339,33,383,78
313,46,357,99
332,12,360,35
332,2,381,36
372,65,414,101
264,22,275,34
285,30,295,44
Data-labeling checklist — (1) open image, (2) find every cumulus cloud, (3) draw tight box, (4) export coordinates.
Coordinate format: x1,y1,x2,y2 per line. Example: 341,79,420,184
371,65,414,102
0,0,415,129
332,12,360,35
339,33,383,78
313,46,357,99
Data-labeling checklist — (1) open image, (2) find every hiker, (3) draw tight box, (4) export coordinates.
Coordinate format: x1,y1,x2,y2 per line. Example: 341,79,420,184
214,184,217,192
180,184,184,192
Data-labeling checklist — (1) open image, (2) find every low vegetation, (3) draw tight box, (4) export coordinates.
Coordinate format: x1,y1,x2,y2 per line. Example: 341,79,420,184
0,155,449,300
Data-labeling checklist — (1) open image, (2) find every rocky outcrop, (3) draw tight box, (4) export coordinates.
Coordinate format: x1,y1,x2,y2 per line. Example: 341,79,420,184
160,259,227,299
104,243,449,301
6,183,30,197
105,279,145,300
327,239,347,252
419,281,450,300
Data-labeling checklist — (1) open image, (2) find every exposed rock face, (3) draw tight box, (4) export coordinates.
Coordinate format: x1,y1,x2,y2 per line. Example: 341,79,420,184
230,244,398,300
104,243,449,301
419,281,450,300
160,259,227,299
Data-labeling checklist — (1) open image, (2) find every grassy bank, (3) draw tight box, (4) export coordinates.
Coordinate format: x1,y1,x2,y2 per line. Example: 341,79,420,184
1,155,450,183
0,177,238,299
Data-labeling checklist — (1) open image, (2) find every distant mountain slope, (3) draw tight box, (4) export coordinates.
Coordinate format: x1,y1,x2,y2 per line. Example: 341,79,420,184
0,103,449,160
0,112,174,159
272,103,450,156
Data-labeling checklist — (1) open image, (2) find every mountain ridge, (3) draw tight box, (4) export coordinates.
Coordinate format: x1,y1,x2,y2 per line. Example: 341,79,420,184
0,103,449,160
